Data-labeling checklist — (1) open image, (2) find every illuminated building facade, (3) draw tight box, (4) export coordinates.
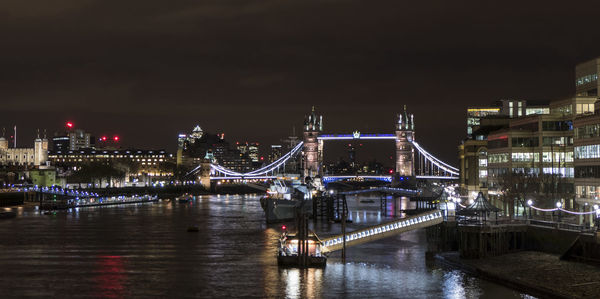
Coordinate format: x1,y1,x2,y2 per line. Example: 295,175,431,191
576,57,600,96
236,142,260,162
49,149,175,178
573,101,600,224
467,99,549,140
269,145,283,162
485,97,597,209
0,134,48,167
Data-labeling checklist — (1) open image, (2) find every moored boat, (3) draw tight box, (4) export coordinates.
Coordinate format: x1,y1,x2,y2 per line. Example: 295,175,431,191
277,232,327,267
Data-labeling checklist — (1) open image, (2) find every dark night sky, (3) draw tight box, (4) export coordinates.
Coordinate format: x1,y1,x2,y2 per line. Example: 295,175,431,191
2,0,600,165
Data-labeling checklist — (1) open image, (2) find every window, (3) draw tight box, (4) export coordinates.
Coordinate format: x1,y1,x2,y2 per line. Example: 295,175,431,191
542,152,573,162
575,123,600,140
488,153,509,163
511,137,539,147
576,103,595,115
574,144,600,159
526,107,549,115
543,167,574,177
575,165,600,178
576,74,599,86
542,121,572,131
542,136,572,146
488,138,509,149
479,158,487,167
511,152,539,162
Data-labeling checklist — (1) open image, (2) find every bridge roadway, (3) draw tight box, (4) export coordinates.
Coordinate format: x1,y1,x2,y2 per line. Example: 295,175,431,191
210,175,458,181
318,209,443,253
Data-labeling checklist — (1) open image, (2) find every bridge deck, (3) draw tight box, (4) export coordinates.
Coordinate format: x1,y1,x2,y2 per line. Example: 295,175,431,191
319,210,443,253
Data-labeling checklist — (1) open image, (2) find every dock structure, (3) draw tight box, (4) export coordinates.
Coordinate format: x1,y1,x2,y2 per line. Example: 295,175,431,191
319,209,443,253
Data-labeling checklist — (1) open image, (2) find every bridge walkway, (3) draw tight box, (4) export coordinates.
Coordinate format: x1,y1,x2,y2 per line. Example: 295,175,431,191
319,209,443,253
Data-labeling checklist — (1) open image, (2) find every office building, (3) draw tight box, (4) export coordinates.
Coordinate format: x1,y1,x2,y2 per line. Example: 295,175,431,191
576,57,600,96
573,100,600,225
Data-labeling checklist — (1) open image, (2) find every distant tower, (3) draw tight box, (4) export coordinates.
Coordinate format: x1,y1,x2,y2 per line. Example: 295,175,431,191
0,128,8,150
34,129,49,166
303,106,323,178
395,106,415,176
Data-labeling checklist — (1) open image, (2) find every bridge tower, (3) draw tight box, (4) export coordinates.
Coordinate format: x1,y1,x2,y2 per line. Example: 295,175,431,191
197,158,212,190
303,106,323,178
395,106,415,176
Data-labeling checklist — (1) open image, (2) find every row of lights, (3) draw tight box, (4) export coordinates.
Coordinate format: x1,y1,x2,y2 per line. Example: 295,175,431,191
527,199,600,215
323,211,443,247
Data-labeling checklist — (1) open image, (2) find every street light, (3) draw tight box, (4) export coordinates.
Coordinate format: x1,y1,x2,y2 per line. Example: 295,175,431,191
527,200,533,219
556,201,562,223
594,205,600,230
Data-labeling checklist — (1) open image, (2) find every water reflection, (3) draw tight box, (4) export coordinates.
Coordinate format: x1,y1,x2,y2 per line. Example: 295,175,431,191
0,194,531,298
95,255,126,298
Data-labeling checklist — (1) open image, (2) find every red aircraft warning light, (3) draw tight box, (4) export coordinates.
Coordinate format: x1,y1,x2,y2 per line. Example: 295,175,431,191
281,225,287,230
113,136,120,142
101,136,107,141
66,122,74,129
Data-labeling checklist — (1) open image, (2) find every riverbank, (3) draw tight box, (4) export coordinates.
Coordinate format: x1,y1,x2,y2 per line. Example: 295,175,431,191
436,251,600,298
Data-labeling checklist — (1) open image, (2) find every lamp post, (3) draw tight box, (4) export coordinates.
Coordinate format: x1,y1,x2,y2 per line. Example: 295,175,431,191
556,201,562,223
527,199,533,220
594,204,599,231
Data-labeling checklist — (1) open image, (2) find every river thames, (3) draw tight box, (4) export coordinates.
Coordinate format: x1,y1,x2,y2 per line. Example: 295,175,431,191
0,194,534,298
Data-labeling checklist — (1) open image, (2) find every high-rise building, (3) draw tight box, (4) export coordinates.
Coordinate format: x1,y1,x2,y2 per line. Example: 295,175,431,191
576,57,600,96
69,129,91,150
269,145,283,162
52,129,92,151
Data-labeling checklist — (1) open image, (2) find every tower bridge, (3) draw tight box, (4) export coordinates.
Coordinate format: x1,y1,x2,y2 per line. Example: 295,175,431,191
189,106,459,184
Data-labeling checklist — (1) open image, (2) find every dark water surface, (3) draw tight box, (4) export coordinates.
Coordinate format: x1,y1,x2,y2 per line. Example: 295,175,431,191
1,195,533,298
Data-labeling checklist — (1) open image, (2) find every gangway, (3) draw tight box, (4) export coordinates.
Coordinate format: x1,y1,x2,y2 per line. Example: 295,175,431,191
319,209,443,253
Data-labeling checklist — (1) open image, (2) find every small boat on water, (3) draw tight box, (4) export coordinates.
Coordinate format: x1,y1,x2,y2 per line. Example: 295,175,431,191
176,194,193,203
277,232,327,267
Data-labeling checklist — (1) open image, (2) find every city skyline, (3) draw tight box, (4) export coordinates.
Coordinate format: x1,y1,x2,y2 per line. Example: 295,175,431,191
2,1,600,164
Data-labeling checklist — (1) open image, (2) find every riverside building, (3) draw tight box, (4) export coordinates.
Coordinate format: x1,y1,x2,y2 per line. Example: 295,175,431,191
573,101,600,224
485,96,597,210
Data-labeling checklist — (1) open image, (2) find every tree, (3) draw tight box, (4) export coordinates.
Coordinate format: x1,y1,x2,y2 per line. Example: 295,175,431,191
497,169,538,220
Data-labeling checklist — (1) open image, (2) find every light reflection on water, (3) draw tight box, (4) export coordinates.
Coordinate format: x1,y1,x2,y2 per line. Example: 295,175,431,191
0,194,532,298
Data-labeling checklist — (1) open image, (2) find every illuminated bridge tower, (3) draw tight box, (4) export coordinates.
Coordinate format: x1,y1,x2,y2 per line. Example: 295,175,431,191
395,106,415,177
303,106,323,178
